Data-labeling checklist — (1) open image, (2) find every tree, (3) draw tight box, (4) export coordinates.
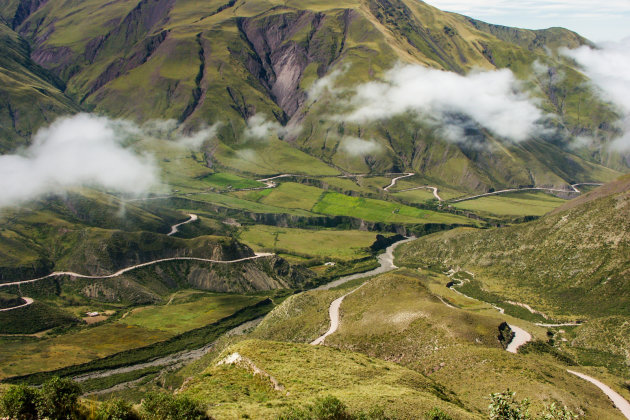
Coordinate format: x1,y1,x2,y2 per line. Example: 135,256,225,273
0,384,39,420
96,399,140,420
36,377,82,420
140,392,210,420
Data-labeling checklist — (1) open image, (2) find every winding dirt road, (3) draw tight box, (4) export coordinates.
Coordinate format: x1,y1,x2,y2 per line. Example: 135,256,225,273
568,370,630,419
167,213,198,236
449,183,602,203
505,325,532,354
0,297,34,312
311,237,416,345
397,186,442,201
383,173,415,191
0,253,274,289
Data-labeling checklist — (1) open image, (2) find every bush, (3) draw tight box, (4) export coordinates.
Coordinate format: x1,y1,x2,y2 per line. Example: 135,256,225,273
489,390,531,420
0,384,39,420
278,396,395,420
96,399,140,420
36,377,82,420
424,407,453,420
140,392,210,420
539,403,578,420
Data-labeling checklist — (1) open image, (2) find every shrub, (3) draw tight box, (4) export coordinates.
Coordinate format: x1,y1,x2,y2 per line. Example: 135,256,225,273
489,390,531,420
140,392,210,420
277,396,393,420
539,403,578,420
424,407,453,420
96,399,140,420
36,377,82,420
0,384,39,420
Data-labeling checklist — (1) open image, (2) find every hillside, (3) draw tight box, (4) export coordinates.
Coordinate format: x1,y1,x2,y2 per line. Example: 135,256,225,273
396,175,630,319
0,0,624,193
0,22,80,151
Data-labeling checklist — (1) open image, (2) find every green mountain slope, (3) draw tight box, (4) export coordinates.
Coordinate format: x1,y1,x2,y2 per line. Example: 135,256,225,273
396,175,630,319
4,0,625,192
0,22,80,151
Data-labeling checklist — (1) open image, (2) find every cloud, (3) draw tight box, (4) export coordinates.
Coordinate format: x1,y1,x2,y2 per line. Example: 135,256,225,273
243,114,282,141
142,119,220,149
340,64,545,143
339,136,383,156
308,66,346,101
0,114,160,207
562,39,630,150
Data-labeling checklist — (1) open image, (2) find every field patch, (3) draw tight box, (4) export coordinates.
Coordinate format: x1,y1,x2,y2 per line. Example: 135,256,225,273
120,292,264,334
312,192,475,225
239,226,378,261
259,182,324,210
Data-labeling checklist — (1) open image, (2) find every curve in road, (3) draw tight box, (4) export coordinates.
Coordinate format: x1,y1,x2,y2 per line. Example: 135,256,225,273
449,183,602,204
383,173,414,191
568,370,630,419
311,237,416,345
506,324,532,353
167,213,198,236
0,297,34,312
396,186,442,201
0,253,274,289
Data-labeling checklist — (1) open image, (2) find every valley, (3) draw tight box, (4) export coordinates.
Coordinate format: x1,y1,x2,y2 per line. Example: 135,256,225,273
0,0,629,419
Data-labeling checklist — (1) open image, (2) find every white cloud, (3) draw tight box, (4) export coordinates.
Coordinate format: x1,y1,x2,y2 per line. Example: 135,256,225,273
563,39,630,150
308,67,346,100
0,114,160,207
339,136,383,156
341,64,545,143
243,114,282,141
142,119,219,150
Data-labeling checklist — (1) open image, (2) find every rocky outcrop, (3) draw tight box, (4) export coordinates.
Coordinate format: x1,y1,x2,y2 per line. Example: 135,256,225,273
237,8,349,117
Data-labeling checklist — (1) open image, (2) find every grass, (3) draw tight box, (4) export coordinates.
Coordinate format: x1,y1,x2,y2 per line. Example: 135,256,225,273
4,299,275,385
120,292,265,334
452,191,568,216
200,172,264,190
238,225,380,261
182,339,477,420
312,192,476,225
259,182,324,210
0,293,268,380
320,270,625,418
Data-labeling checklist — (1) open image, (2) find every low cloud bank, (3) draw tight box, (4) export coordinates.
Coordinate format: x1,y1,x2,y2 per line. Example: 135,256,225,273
142,119,220,149
340,64,545,143
562,39,630,151
0,114,160,207
340,136,383,156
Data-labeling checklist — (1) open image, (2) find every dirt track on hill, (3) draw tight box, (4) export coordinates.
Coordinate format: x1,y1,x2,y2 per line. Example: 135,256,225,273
568,370,630,419
311,237,415,345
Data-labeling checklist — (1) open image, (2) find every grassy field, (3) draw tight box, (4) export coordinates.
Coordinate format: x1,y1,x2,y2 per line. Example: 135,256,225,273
312,192,476,225
120,292,265,334
200,173,264,190
238,225,380,261
0,291,265,379
452,191,568,216
259,182,324,210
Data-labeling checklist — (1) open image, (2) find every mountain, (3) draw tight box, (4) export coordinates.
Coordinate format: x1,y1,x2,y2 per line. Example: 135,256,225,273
0,21,79,151
396,174,630,319
0,0,626,193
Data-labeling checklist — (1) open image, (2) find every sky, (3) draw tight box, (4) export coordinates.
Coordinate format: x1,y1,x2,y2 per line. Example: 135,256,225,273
424,0,630,42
